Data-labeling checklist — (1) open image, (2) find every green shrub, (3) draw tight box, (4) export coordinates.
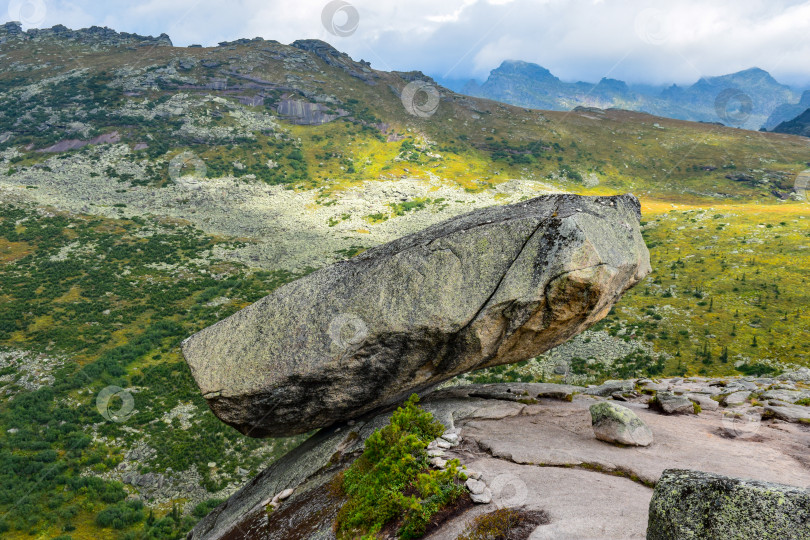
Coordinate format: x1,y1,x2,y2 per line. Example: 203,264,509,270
192,498,225,518
95,499,144,529
335,394,467,539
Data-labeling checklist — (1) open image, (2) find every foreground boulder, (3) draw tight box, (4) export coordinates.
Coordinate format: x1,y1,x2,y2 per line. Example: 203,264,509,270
181,194,650,437
647,469,810,539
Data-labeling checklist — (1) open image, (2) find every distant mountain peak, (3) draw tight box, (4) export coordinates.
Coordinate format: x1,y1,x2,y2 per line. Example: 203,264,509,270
596,78,630,91
705,67,782,87
491,60,559,83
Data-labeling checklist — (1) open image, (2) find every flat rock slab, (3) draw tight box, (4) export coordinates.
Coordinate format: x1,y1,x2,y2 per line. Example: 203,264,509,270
765,404,810,423
686,393,719,411
761,389,808,403
460,398,810,488
648,469,810,540
182,194,650,437
584,379,635,397
189,382,810,540
429,382,583,404
724,390,751,406
426,457,651,540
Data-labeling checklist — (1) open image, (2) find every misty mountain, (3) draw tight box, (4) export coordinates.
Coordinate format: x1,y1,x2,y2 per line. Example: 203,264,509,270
764,90,810,130
462,62,802,131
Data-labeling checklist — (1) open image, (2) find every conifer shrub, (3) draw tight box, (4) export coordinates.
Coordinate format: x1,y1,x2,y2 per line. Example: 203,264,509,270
335,394,467,539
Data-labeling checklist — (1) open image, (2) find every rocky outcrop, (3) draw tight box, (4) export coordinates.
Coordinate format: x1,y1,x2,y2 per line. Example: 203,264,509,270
1,22,172,47
181,194,651,437
275,99,347,125
647,469,810,540
36,131,121,153
291,39,377,84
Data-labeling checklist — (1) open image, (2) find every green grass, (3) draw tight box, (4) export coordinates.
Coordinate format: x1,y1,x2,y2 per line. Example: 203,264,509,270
0,205,307,538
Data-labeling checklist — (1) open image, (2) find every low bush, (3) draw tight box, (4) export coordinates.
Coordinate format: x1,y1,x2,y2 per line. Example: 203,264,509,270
457,508,550,540
335,394,467,539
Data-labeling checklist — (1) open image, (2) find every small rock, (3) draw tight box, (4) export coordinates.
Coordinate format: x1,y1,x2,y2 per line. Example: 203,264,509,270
436,439,452,449
640,381,668,392
723,391,751,406
441,432,460,444
653,392,696,415
465,478,487,495
686,394,719,411
427,449,446,458
430,457,447,469
590,401,653,447
611,392,628,402
464,469,482,480
585,380,635,397
276,488,294,501
725,381,758,392
470,487,492,504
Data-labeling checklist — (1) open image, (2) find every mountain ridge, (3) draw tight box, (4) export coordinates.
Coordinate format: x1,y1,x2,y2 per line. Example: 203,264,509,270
463,59,805,131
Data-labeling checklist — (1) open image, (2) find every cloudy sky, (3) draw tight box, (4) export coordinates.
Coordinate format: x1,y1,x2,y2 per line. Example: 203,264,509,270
5,0,810,88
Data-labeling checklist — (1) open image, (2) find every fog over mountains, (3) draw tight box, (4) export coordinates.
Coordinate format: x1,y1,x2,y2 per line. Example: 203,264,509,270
456,61,810,132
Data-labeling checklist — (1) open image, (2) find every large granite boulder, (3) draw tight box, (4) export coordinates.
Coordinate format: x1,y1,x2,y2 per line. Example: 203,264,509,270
647,469,810,539
181,194,651,437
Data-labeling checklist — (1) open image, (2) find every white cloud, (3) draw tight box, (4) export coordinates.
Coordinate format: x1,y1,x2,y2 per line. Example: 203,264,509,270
4,0,810,87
